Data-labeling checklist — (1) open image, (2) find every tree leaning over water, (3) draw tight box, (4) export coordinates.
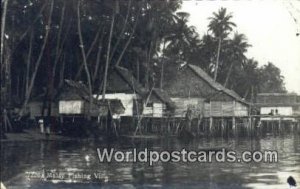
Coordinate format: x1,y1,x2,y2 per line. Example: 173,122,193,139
1,0,184,119
0,1,287,125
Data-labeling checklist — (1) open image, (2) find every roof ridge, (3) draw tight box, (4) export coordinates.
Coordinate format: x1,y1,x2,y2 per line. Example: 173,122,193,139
187,64,248,105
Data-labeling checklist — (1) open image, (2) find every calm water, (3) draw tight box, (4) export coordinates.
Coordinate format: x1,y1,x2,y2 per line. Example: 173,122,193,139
1,134,300,189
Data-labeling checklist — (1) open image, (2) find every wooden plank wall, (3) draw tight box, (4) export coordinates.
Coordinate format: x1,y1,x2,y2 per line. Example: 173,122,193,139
143,103,166,117
28,102,59,119
172,98,204,118
234,101,248,117
204,101,248,117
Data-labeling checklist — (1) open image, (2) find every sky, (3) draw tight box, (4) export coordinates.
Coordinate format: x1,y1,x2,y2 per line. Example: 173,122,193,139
181,0,300,94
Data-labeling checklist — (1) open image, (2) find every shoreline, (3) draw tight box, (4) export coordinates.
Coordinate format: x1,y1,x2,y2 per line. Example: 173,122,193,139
0,129,77,142
0,129,169,142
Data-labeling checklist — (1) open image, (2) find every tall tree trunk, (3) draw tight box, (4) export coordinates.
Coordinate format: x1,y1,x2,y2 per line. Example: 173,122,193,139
75,26,102,81
1,0,10,112
1,0,8,64
136,58,140,83
52,1,66,80
224,61,234,88
45,20,53,117
145,41,152,89
102,8,115,100
45,1,66,118
160,39,166,89
25,30,34,96
92,28,105,83
58,53,66,89
110,0,131,62
77,1,93,120
115,12,139,67
214,37,222,81
19,0,54,118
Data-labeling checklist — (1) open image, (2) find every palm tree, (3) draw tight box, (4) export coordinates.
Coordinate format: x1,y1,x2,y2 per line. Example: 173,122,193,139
242,58,260,100
164,12,198,60
161,11,199,88
208,7,236,81
223,32,251,87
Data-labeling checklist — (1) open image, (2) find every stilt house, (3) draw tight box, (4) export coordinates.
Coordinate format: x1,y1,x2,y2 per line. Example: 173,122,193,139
256,93,300,120
163,63,250,118
94,66,174,118
59,80,125,117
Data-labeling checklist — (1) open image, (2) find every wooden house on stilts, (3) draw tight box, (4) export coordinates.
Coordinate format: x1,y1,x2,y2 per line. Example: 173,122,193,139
255,93,300,133
163,63,250,135
93,66,175,133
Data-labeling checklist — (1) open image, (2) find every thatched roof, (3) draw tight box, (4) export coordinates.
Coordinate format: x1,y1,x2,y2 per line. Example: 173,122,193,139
103,66,147,96
113,67,175,110
256,93,299,107
188,64,249,105
61,80,125,115
257,93,296,96
114,66,147,95
60,80,89,100
152,88,176,110
62,68,175,112
255,103,300,108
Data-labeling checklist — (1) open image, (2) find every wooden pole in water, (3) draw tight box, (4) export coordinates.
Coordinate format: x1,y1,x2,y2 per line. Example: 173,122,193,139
232,116,236,136
221,117,224,137
278,117,282,134
197,117,200,136
249,116,253,136
209,117,213,136
271,120,274,134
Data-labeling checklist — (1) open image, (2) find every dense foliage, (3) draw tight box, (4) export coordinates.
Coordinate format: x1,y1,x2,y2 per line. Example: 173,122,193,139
1,0,286,115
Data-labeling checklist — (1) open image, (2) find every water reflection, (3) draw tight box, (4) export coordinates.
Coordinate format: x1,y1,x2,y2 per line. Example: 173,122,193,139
1,134,299,189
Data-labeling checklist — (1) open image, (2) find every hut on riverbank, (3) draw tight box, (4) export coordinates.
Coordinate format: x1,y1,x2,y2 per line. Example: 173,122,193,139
95,66,175,118
164,64,249,117
59,80,125,118
142,88,175,118
90,66,176,134
163,63,250,135
27,96,59,120
256,93,300,120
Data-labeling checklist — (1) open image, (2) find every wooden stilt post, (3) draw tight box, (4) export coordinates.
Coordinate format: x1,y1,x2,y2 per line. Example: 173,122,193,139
248,117,252,136
232,116,236,136
292,121,295,133
278,117,282,135
221,117,224,137
209,117,213,136
271,120,274,135
197,117,200,136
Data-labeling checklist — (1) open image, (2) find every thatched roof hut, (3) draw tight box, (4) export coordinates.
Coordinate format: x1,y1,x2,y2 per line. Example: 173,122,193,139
164,64,248,104
97,66,175,117
59,80,125,116
104,66,147,95
152,88,176,110
256,93,300,116
163,63,250,117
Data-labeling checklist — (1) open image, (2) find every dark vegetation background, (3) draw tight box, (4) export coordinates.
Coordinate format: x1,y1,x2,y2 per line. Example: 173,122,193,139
1,0,286,117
